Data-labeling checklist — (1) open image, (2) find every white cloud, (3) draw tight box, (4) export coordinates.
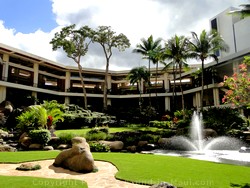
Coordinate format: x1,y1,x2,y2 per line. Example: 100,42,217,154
1,0,249,70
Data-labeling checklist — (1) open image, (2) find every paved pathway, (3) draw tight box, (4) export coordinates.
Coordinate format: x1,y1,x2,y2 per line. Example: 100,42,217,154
0,160,150,188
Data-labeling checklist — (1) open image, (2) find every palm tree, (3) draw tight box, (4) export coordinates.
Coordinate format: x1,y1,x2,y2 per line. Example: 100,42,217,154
229,4,250,18
133,35,162,105
127,66,150,111
188,30,228,111
163,35,190,114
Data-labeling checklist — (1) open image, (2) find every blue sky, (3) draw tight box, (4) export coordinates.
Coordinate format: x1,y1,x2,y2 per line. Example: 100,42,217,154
0,0,248,70
0,0,56,33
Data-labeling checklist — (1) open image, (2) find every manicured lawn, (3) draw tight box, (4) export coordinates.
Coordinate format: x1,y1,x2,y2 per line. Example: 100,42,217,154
0,151,249,188
93,153,250,188
54,127,162,136
0,176,87,188
0,151,60,163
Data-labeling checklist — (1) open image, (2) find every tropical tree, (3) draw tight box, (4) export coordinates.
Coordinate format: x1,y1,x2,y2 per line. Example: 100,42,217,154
127,66,150,111
188,30,228,111
221,56,250,109
17,101,65,131
133,35,162,105
162,35,190,114
229,3,250,18
50,24,93,109
91,26,130,112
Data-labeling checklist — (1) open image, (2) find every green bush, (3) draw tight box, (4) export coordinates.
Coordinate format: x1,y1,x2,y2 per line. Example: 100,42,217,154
89,142,110,152
139,134,160,144
149,120,172,128
85,131,107,141
29,129,51,145
203,107,245,135
57,132,81,144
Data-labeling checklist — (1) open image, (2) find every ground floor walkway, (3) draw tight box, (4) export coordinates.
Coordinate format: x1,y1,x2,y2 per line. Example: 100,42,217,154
0,160,150,188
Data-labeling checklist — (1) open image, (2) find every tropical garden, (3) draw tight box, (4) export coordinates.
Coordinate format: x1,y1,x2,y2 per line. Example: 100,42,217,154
0,4,249,188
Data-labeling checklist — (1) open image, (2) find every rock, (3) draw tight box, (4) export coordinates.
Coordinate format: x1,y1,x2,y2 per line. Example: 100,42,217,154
43,146,54,150
0,145,17,152
203,129,217,138
19,132,32,148
239,146,250,153
53,137,95,173
158,138,171,147
127,145,137,152
0,129,8,138
138,141,148,147
16,163,41,171
29,144,42,150
72,137,86,145
150,182,176,188
99,140,124,151
57,144,71,150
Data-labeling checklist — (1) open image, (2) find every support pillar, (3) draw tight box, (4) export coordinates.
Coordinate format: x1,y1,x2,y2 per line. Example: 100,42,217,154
164,96,171,111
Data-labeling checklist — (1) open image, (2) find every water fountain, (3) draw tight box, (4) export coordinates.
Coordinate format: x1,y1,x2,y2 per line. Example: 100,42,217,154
149,111,250,166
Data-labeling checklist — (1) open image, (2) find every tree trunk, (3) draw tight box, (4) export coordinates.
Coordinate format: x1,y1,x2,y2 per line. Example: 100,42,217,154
77,62,88,110
103,58,109,112
148,59,152,106
200,59,205,112
179,63,185,119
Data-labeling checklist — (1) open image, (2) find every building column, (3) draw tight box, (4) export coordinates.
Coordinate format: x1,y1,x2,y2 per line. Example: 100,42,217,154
213,88,220,106
2,54,9,80
107,98,111,106
32,91,37,105
0,86,6,102
163,73,170,92
164,96,171,111
33,63,39,87
65,97,70,105
193,92,201,109
107,74,111,91
65,71,71,91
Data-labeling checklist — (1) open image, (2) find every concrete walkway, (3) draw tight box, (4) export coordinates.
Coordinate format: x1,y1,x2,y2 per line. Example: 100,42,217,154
0,160,150,188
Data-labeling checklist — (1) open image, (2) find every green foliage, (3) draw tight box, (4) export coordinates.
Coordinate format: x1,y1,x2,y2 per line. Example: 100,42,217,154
85,130,107,141
57,132,82,145
221,56,250,109
89,142,110,152
149,120,172,128
29,129,51,145
16,164,41,171
203,107,245,135
139,133,160,143
16,101,65,131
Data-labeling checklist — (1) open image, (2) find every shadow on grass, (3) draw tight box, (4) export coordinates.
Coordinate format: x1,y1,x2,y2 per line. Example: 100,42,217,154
231,183,250,188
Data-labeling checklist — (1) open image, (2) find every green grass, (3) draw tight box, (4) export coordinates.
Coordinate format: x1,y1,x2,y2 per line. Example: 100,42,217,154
0,176,87,188
93,153,250,188
54,127,162,136
0,151,249,188
0,151,60,163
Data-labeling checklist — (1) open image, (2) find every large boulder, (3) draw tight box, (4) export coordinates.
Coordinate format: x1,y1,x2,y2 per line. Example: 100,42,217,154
203,129,218,139
99,140,124,151
53,137,95,173
150,182,176,188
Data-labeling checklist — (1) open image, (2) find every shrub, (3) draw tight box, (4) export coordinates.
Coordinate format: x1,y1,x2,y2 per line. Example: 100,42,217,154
85,131,107,141
139,134,160,144
149,120,172,128
89,142,110,152
57,132,81,145
29,129,51,145
203,107,245,135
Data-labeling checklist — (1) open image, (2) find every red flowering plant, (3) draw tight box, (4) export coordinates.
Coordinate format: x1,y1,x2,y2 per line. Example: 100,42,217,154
221,56,250,109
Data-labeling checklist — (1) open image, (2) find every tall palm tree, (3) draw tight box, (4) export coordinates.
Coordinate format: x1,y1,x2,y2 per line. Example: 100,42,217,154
133,35,162,106
188,30,228,111
127,66,150,111
229,4,250,18
163,35,190,114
